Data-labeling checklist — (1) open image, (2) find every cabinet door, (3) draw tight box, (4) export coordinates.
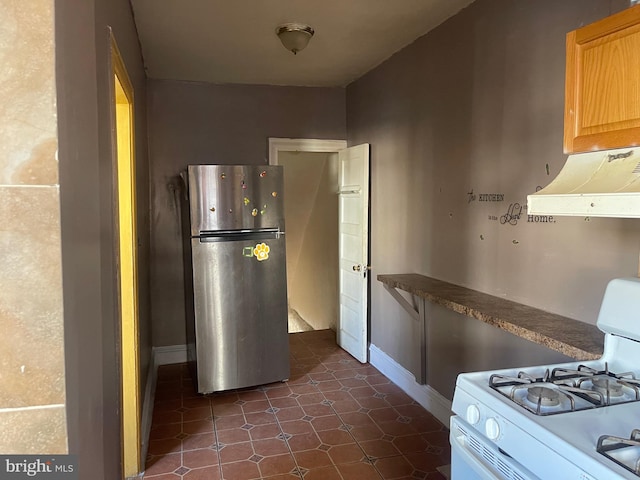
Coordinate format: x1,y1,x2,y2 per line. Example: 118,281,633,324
564,5,640,154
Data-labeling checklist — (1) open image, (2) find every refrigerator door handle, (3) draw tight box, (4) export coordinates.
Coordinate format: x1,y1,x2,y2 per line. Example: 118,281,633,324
198,228,284,243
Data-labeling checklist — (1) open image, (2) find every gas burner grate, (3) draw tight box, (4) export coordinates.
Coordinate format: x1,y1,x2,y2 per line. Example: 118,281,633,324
489,369,551,388
597,429,640,477
511,384,576,415
576,376,640,405
551,363,637,383
553,363,640,406
489,363,640,415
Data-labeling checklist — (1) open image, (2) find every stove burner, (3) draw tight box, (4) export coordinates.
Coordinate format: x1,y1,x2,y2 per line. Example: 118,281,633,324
526,386,561,407
489,363,640,415
574,373,640,405
592,377,625,398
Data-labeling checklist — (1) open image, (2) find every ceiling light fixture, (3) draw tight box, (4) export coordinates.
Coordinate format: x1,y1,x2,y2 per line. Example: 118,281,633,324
276,23,314,55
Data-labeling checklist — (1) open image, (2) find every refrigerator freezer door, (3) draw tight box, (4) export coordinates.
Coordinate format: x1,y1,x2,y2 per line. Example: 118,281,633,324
188,165,285,235
190,234,289,392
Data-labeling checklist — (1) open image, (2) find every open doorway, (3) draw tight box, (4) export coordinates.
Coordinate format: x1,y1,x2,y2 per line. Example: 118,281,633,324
269,139,347,333
280,151,338,332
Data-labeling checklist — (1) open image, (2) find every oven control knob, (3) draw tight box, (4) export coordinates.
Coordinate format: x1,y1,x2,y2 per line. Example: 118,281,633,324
485,417,501,440
466,405,481,425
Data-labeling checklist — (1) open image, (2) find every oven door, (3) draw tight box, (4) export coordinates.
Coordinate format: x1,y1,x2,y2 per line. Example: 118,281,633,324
450,416,539,480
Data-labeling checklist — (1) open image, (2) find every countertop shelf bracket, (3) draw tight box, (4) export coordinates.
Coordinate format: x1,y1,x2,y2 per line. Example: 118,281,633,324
382,284,427,385
382,284,419,321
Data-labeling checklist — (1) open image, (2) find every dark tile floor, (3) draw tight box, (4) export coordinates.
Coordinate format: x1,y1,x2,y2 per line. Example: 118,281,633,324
144,329,451,479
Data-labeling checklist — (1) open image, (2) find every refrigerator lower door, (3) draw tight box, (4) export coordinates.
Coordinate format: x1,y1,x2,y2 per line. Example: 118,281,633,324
190,233,289,393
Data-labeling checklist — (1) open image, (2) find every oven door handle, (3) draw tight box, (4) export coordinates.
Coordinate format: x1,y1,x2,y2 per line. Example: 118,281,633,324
451,432,504,480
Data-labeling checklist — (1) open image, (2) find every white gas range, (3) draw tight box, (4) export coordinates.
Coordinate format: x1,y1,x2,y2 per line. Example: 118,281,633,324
450,277,640,480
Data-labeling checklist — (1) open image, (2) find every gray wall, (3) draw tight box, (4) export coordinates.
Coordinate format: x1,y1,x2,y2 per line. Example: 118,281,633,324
148,79,346,346
55,0,150,477
347,0,640,377
426,304,573,399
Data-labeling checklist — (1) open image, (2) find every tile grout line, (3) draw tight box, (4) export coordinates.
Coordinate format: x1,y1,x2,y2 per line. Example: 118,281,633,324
175,367,219,479
296,339,376,480
0,403,65,413
314,356,385,480
297,347,351,480
181,368,187,479
248,387,273,480
311,343,448,479
264,376,304,480
207,388,224,480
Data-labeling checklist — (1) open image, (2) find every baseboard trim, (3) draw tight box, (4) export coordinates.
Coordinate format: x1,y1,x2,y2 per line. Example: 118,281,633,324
140,357,156,464
140,344,188,469
369,344,452,427
154,344,188,366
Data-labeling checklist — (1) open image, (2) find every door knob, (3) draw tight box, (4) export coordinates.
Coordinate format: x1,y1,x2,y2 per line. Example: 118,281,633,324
352,265,361,272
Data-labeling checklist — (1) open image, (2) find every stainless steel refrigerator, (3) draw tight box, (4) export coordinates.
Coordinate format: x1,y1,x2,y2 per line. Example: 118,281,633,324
181,164,289,393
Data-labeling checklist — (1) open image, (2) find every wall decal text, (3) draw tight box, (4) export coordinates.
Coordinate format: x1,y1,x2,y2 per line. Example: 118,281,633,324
479,193,504,202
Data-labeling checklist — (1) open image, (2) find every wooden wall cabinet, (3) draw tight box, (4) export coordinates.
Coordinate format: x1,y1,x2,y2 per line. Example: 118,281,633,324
564,5,640,154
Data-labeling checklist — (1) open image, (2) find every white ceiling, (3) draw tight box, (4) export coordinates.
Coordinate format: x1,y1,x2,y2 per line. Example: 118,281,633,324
130,0,475,87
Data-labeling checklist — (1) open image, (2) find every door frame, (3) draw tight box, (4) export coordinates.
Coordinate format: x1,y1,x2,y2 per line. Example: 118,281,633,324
270,138,372,347
269,138,348,334
109,32,141,478
268,138,348,164
269,139,371,360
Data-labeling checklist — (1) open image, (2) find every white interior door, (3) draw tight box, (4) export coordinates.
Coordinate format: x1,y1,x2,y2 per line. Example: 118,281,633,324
337,144,370,363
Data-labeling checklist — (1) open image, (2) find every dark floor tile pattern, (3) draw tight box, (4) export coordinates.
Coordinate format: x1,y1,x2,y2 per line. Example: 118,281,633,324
144,330,450,479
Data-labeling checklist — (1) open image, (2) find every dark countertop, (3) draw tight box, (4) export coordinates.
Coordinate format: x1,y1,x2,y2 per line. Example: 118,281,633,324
377,273,604,360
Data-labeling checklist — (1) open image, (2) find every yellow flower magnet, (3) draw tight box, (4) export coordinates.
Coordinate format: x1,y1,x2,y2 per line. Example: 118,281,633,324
253,242,270,261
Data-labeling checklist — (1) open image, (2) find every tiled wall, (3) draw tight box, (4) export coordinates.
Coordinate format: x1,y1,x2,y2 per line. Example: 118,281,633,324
0,0,67,453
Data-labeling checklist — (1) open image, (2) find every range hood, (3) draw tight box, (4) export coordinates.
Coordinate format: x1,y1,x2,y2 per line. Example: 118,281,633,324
527,147,640,218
